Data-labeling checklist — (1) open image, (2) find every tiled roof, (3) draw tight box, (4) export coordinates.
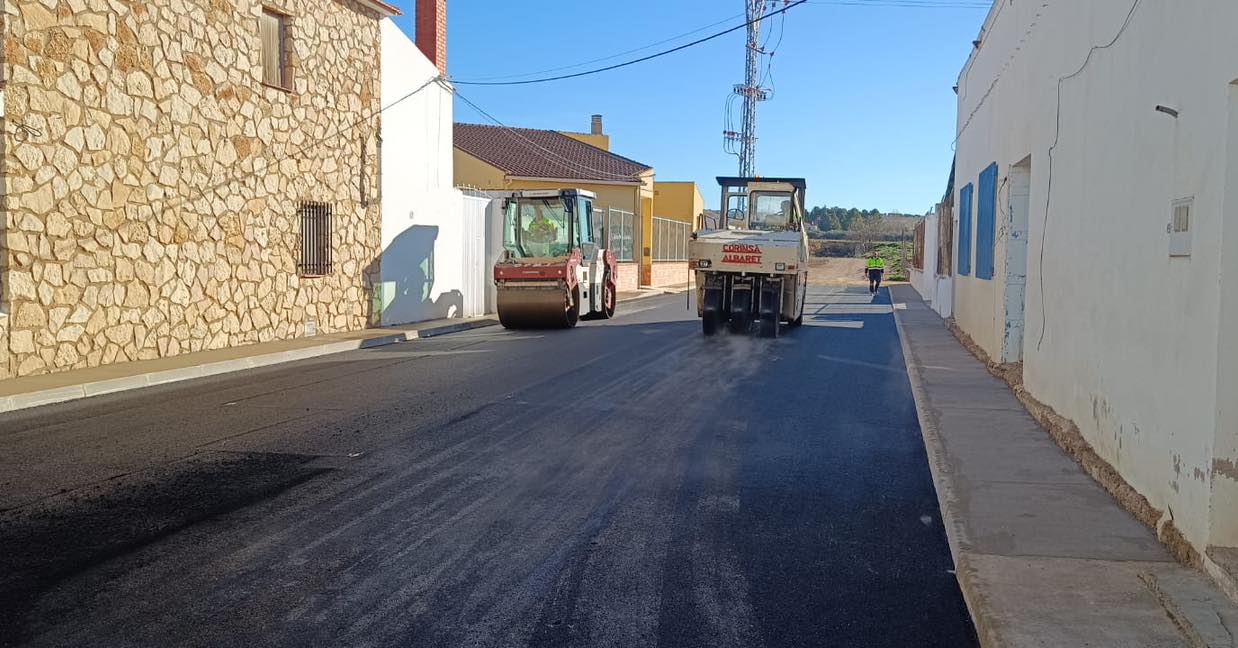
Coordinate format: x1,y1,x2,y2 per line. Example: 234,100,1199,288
454,123,651,183
353,0,401,16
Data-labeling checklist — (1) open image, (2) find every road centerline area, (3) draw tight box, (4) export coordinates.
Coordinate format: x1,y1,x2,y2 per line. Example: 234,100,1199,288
0,287,976,647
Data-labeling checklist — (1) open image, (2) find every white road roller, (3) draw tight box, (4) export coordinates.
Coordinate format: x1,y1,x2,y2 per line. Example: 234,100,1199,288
689,177,809,337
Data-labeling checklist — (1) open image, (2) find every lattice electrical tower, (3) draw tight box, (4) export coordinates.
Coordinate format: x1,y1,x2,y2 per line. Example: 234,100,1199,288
724,0,782,177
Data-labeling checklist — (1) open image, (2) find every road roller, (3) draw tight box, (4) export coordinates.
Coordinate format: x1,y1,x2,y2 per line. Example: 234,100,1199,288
494,189,618,329
688,177,809,338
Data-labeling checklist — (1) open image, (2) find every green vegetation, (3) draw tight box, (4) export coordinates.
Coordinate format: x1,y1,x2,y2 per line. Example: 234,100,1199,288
872,242,912,282
805,206,920,235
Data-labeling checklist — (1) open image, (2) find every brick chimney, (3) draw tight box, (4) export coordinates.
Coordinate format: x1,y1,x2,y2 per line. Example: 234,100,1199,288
591,114,604,135
416,0,446,75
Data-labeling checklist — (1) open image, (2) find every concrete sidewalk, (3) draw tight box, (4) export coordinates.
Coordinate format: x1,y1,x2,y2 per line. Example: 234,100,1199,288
617,282,692,302
0,316,498,415
892,285,1238,648
0,287,690,416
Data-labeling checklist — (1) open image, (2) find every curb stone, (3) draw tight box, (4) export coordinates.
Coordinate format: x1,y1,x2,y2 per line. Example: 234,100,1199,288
890,297,998,647
0,318,499,415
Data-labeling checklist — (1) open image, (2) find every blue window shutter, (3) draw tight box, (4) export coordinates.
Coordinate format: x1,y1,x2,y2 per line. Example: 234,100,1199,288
958,183,973,276
976,163,998,280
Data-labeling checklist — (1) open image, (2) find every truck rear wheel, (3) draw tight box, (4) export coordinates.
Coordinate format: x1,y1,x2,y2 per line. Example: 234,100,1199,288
758,281,781,338
728,287,751,335
702,286,724,336
790,286,806,327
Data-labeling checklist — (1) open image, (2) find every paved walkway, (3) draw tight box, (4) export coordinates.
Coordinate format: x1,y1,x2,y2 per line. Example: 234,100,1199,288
0,316,499,414
892,285,1238,648
0,288,695,415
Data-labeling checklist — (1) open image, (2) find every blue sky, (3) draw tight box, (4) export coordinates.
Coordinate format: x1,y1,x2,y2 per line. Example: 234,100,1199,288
390,1,989,212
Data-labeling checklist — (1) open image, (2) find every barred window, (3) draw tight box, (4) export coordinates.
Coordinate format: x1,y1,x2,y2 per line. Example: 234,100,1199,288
652,217,690,261
299,202,332,276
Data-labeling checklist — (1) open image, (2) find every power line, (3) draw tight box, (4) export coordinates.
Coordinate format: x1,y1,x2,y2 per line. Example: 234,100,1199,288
454,90,644,182
805,0,991,7
451,1,809,87
462,11,746,82
954,2,1050,145
167,75,447,213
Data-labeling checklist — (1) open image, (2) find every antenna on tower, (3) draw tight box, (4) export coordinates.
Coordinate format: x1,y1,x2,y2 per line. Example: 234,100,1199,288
723,0,781,177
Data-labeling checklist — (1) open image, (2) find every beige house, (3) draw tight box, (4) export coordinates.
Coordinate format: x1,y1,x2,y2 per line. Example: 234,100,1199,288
454,118,656,292
0,0,401,379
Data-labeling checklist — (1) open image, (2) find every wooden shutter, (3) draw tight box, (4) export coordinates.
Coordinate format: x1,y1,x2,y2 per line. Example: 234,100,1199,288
976,163,998,280
958,183,974,276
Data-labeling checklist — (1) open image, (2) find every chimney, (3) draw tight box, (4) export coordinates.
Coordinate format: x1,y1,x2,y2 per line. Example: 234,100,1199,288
591,114,604,135
416,0,447,75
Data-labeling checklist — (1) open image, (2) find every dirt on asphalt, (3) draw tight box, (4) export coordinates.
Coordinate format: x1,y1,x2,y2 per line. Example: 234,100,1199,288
808,257,868,286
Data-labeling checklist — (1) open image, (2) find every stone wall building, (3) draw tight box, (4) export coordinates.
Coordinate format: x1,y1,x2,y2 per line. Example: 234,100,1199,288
0,0,400,379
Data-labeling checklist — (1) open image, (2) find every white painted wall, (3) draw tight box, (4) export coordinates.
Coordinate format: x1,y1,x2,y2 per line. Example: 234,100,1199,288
911,209,941,308
913,202,954,319
951,0,1238,551
379,20,485,325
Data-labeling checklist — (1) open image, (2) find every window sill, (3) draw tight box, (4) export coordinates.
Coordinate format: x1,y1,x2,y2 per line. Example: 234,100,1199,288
262,81,293,94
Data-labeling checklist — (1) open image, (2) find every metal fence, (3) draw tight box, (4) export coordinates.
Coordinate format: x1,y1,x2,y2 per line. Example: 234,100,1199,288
652,217,690,261
596,208,635,262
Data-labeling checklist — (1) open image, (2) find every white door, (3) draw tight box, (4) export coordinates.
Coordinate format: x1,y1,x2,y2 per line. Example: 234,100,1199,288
460,195,488,318
1003,159,1031,364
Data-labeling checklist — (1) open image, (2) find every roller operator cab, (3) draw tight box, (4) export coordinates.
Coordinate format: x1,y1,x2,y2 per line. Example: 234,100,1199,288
689,177,810,337
493,189,618,329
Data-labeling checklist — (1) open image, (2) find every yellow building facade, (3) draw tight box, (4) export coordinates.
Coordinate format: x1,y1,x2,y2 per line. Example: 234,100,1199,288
454,120,655,290
455,119,704,289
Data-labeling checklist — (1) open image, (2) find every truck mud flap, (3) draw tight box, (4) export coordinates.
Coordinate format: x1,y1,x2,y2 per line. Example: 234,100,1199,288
758,278,782,338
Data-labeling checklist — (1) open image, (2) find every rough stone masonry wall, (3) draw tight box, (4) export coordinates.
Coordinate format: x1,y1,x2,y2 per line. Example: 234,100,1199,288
1,0,382,378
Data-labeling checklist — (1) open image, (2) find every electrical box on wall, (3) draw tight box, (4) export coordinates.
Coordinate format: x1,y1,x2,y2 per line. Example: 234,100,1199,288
1169,198,1193,257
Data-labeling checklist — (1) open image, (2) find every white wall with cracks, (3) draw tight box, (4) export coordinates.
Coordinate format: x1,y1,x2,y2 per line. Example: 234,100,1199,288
951,0,1238,555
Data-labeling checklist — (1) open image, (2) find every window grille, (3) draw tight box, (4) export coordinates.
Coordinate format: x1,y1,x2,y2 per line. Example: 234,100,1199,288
299,202,332,276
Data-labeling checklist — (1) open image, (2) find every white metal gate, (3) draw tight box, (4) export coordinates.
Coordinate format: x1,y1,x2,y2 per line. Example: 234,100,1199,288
460,194,489,318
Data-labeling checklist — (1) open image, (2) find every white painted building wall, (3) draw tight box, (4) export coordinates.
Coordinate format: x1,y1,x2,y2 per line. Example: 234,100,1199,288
379,20,486,325
911,210,941,308
951,0,1238,554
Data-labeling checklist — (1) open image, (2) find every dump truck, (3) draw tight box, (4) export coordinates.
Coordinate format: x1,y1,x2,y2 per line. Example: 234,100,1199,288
689,177,809,337
493,189,618,328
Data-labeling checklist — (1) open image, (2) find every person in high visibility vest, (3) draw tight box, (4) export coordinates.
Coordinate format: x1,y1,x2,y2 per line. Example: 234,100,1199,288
865,253,886,295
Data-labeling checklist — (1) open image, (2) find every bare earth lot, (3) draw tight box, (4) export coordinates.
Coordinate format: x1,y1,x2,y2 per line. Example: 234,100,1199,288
808,256,867,285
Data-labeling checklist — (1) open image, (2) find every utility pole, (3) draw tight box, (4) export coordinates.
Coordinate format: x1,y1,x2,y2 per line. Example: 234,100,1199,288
724,0,772,177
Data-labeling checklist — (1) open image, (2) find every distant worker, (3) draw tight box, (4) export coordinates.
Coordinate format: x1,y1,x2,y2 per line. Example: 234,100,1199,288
865,253,886,295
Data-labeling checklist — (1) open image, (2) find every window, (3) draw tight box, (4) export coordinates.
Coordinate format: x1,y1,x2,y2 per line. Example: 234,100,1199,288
503,197,574,258
976,163,998,280
958,183,974,275
260,9,289,88
1170,197,1193,257
299,202,332,276
599,208,635,262
653,217,690,261
750,192,795,231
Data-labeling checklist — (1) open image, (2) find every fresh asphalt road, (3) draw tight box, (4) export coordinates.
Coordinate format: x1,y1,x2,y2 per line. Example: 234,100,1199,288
0,286,976,647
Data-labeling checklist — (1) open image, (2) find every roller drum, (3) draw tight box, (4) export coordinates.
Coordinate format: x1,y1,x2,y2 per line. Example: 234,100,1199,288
497,285,577,329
